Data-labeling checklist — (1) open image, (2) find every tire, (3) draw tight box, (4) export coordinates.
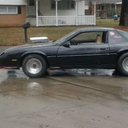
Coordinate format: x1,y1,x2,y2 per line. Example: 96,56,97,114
112,68,121,76
22,54,47,78
117,53,128,76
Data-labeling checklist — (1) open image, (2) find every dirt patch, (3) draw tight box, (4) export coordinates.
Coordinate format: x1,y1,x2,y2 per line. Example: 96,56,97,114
115,26,128,31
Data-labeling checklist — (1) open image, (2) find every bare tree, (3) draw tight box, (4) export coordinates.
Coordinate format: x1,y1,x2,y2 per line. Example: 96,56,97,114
120,0,128,26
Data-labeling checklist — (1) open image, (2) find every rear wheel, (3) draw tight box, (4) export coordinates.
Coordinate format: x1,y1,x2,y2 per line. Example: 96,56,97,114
22,54,47,78
117,53,128,76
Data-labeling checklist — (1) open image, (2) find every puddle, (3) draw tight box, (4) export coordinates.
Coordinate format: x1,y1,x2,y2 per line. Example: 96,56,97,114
49,69,115,77
0,68,127,100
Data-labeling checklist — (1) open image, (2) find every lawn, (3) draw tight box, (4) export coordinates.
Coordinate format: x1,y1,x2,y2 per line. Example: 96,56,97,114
0,19,127,46
96,18,119,27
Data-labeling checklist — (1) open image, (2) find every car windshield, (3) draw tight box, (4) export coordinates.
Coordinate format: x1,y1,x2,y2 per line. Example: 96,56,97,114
118,30,128,40
54,30,77,45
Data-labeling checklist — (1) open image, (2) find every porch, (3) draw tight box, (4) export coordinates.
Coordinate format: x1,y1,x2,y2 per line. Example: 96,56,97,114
27,0,96,26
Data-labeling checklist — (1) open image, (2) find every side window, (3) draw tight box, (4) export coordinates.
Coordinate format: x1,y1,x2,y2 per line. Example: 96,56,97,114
118,30,128,40
109,31,126,43
70,32,105,45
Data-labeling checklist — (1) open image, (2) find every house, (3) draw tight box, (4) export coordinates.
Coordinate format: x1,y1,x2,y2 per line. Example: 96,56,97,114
0,0,27,27
96,0,122,18
0,0,96,27
27,0,96,26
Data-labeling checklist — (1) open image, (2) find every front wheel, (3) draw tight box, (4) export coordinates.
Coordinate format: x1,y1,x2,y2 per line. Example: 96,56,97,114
22,54,47,78
117,53,128,76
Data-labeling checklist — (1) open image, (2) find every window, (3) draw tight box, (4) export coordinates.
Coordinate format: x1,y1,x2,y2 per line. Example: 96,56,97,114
0,6,18,14
70,32,107,45
97,5,100,10
0,6,7,13
51,0,75,10
51,0,55,9
71,0,75,9
109,31,127,43
118,30,128,40
29,0,35,6
101,6,104,10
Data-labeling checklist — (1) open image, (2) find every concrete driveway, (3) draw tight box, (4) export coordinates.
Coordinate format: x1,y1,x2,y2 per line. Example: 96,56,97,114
0,47,128,128
0,68,128,128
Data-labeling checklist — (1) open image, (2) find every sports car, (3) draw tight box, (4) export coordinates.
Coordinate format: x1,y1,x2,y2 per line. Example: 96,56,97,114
1,27,128,78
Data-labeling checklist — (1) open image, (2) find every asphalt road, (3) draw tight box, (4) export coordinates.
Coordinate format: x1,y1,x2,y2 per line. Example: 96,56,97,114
0,47,128,128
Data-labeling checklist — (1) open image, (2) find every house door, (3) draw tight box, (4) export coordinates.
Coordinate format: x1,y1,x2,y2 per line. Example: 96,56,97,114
28,0,36,16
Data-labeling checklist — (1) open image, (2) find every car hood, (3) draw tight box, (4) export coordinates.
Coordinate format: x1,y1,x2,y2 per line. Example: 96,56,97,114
4,41,55,53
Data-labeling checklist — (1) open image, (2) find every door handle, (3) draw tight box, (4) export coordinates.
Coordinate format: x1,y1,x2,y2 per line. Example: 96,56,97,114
100,47,108,50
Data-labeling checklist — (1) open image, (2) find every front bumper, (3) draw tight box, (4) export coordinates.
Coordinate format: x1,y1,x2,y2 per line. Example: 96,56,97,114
0,54,20,68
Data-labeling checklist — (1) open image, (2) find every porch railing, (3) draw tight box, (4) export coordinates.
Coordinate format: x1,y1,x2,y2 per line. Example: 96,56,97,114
38,15,96,26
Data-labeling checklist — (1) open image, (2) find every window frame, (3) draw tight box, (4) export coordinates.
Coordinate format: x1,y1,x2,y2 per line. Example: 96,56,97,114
51,0,75,10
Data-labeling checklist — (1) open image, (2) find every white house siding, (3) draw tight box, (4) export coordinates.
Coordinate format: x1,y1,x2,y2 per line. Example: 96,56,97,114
77,1,85,16
0,0,27,5
39,0,85,16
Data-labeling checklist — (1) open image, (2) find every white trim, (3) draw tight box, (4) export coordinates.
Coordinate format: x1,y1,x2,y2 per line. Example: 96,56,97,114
0,0,27,5
36,0,39,27
75,1,78,25
55,0,58,26
116,2,122,5
93,1,96,25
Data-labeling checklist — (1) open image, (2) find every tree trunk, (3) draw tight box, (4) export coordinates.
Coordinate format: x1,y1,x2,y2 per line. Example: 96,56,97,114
120,0,128,26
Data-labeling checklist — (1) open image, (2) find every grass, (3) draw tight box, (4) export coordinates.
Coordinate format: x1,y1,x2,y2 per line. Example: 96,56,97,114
96,18,119,27
0,19,127,46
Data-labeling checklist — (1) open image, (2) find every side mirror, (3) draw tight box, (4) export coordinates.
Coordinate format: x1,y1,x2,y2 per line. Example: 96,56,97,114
63,41,70,48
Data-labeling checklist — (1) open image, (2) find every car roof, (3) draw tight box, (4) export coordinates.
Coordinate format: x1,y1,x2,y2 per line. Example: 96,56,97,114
78,27,115,32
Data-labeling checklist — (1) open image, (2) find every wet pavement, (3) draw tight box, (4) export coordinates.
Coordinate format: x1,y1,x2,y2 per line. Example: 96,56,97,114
0,68,128,128
0,46,128,127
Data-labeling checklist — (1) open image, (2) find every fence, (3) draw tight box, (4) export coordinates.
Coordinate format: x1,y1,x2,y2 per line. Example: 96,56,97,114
38,15,96,26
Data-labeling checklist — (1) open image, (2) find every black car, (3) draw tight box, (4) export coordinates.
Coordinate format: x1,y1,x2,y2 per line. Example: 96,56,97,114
1,27,128,78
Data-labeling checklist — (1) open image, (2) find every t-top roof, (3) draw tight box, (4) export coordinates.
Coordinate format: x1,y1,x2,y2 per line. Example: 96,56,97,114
78,27,115,32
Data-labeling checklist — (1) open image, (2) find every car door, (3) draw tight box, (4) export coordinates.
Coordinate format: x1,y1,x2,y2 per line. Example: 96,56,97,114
57,31,110,68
